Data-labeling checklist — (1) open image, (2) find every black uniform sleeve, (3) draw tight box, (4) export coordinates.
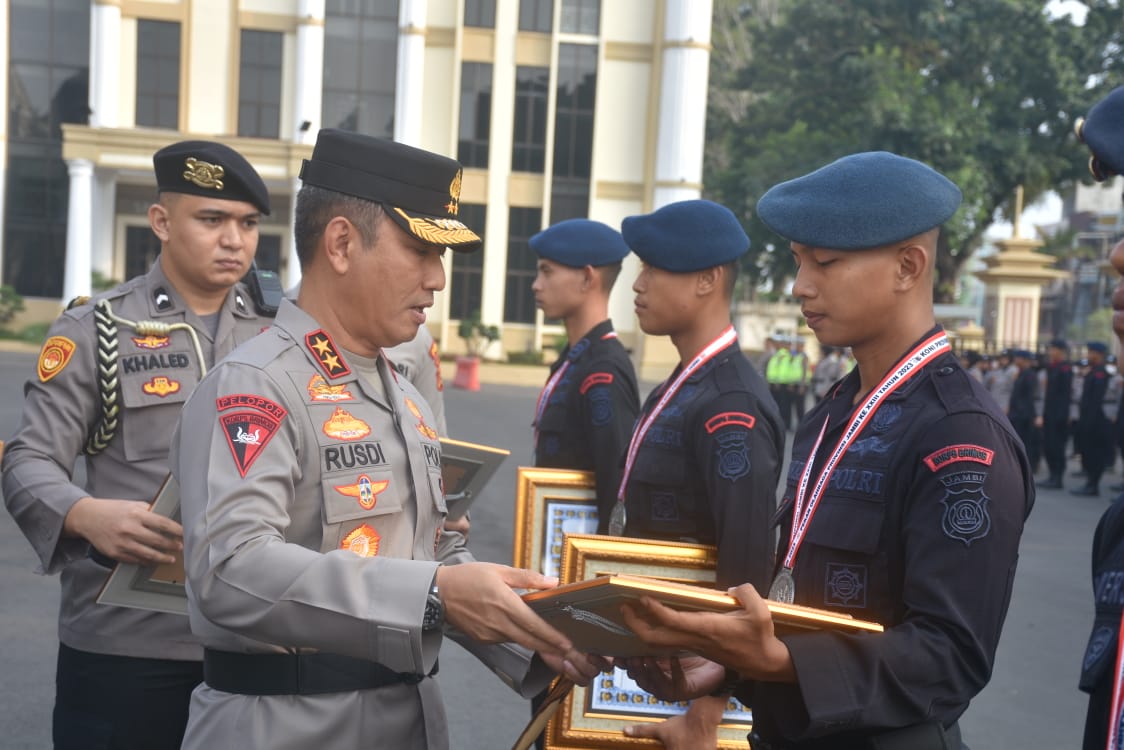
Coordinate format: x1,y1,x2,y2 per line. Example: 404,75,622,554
692,391,782,592
770,412,1030,739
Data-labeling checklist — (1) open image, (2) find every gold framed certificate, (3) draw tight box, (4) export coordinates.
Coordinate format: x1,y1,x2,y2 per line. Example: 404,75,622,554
512,467,598,577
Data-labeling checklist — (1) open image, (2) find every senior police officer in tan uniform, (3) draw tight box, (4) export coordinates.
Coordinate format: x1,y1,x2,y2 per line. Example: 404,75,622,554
1,141,272,749
170,129,604,750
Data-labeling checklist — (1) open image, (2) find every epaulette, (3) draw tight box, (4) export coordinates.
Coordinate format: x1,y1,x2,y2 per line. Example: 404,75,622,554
66,295,90,310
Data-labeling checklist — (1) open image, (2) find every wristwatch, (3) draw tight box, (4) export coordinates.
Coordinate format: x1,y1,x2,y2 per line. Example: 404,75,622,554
422,579,444,632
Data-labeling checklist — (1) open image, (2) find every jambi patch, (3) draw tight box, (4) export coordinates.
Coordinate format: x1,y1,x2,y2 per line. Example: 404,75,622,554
217,394,287,477
939,471,991,546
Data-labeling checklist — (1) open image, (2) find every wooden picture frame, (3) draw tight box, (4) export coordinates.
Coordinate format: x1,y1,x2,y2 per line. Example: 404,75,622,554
96,474,188,615
541,534,754,749
512,467,598,578
439,437,510,520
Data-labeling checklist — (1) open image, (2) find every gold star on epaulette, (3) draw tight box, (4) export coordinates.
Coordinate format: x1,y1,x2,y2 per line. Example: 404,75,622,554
305,330,351,379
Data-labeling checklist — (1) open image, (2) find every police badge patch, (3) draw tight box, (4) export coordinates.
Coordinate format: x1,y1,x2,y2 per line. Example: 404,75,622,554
938,471,991,546
715,431,751,481
588,386,613,426
1084,624,1115,672
825,563,867,608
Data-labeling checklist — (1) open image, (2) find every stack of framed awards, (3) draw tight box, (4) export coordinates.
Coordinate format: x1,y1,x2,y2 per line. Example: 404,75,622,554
510,467,882,750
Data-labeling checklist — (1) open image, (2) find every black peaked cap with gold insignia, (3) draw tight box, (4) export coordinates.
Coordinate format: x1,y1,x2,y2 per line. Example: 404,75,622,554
299,128,482,251
154,140,271,215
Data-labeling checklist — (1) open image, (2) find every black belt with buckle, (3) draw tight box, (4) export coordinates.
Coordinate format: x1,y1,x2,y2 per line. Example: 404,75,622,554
203,649,437,696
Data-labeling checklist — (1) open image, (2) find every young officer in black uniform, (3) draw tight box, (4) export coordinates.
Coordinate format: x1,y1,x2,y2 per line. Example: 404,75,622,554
1008,349,1042,474
1073,83,1124,750
1039,339,1073,489
529,218,640,527
619,152,1033,750
611,199,784,748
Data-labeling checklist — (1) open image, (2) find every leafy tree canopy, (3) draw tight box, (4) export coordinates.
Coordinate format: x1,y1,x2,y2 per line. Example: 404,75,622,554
706,0,1124,302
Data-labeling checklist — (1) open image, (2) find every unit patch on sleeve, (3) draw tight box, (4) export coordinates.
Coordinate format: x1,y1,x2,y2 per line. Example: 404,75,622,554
923,444,995,472
37,335,77,383
216,394,288,477
580,372,614,394
306,329,351,379
938,471,991,546
704,411,756,433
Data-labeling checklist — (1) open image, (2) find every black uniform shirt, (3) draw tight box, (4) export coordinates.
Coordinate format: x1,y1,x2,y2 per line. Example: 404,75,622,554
1080,495,1124,749
741,328,1033,746
621,339,783,590
1043,360,1073,421
1081,364,1110,425
534,320,640,528
1008,366,1039,423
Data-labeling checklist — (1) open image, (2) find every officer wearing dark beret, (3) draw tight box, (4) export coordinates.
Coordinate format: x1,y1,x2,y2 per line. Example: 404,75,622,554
170,128,605,750
524,218,640,749
1076,85,1124,750
527,218,638,527
610,199,784,746
1008,349,1043,478
1074,341,1113,497
2,139,273,750
1039,338,1073,489
620,155,1033,750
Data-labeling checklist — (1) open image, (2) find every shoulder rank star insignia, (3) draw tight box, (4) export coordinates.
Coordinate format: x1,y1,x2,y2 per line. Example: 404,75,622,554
183,157,225,190
306,329,351,379
334,474,390,510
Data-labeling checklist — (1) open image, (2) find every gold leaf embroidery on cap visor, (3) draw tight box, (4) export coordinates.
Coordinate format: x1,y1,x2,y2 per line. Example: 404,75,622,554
183,157,225,190
392,207,480,246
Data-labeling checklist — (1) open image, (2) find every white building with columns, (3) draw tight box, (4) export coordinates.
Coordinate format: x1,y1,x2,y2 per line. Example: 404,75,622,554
3,0,713,376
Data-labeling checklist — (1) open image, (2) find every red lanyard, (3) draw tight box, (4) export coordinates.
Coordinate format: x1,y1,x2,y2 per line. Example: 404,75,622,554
534,360,571,435
779,331,950,573
1108,609,1124,750
615,325,737,502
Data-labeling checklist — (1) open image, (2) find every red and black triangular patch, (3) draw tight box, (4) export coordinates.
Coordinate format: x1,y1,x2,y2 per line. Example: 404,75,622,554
216,394,287,476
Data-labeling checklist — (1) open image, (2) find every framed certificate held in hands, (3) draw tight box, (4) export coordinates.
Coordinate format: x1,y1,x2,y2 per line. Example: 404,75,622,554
438,437,510,520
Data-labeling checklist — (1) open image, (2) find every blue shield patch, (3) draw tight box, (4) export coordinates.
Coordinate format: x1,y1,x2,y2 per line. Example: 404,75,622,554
715,431,750,481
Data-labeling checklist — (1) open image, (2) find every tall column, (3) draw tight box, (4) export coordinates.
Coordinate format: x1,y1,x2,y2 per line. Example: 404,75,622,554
294,0,325,145
287,176,303,288
653,0,712,209
63,159,94,304
395,0,427,147
89,0,122,127
90,169,116,281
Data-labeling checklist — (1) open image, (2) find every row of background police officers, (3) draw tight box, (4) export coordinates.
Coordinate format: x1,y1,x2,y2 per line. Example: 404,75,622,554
13,85,1124,748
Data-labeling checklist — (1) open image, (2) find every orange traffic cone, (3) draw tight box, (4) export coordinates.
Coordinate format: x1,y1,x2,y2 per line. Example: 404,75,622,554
453,356,480,391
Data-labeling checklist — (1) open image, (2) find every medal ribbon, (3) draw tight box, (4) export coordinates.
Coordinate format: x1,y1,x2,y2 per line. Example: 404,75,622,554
616,325,738,502
1107,608,1124,750
779,331,950,572
533,360,571,435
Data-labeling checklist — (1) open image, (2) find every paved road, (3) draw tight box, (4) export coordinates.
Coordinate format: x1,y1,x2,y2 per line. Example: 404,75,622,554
0,348,1102,748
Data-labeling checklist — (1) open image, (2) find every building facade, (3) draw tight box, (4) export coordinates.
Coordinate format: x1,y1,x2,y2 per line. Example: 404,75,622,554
1,0,714,373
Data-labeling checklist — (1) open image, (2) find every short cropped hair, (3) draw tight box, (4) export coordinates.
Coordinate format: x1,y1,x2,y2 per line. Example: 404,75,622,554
294,184,384,269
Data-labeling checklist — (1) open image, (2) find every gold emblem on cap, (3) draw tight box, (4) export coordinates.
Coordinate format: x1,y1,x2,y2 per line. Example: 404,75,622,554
392,208,480,246
183,157,225,191
445,169,462,216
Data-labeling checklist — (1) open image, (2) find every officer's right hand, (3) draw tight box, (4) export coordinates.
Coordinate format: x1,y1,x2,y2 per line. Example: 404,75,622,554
63,496,182,565
435,562,573,659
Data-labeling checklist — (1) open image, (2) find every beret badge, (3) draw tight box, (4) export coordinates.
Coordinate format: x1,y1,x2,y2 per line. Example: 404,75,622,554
183,157,225,191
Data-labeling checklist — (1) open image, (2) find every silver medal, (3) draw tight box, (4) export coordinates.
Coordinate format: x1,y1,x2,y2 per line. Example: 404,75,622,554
768,567,796,604
607,502,627,536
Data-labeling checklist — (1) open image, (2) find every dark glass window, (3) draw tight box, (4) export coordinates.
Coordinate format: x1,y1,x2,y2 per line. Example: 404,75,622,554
450,203,486,320
458,63,492,168
4,0,88,296
504,207,541,323
322,0,398,137
518,0,553,32
238,29,283,138
512,66,548,173
550,43,596,224
464,0,496,28
124,224,161,281
136,20,181,129
560,0,599,34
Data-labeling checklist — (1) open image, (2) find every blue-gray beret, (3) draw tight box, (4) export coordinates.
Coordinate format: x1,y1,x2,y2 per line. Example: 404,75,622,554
1049,338,1068,350
300,129,481,251
529,219,630,267
756,151,962,250
154,140,270,215
1088,341,1109,355
1076,86,1124,182
1013,349,1035,360
621,199,749,273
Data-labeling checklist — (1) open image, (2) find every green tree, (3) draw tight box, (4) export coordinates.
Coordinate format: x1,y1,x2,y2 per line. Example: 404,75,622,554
707,0,1124,302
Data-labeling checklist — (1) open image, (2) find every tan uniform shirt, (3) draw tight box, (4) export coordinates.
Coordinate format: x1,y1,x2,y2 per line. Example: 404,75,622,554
1,258,268,660
171,299,545,750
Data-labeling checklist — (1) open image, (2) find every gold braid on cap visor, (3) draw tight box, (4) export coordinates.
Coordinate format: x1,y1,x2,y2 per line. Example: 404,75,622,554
392,207,480,246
